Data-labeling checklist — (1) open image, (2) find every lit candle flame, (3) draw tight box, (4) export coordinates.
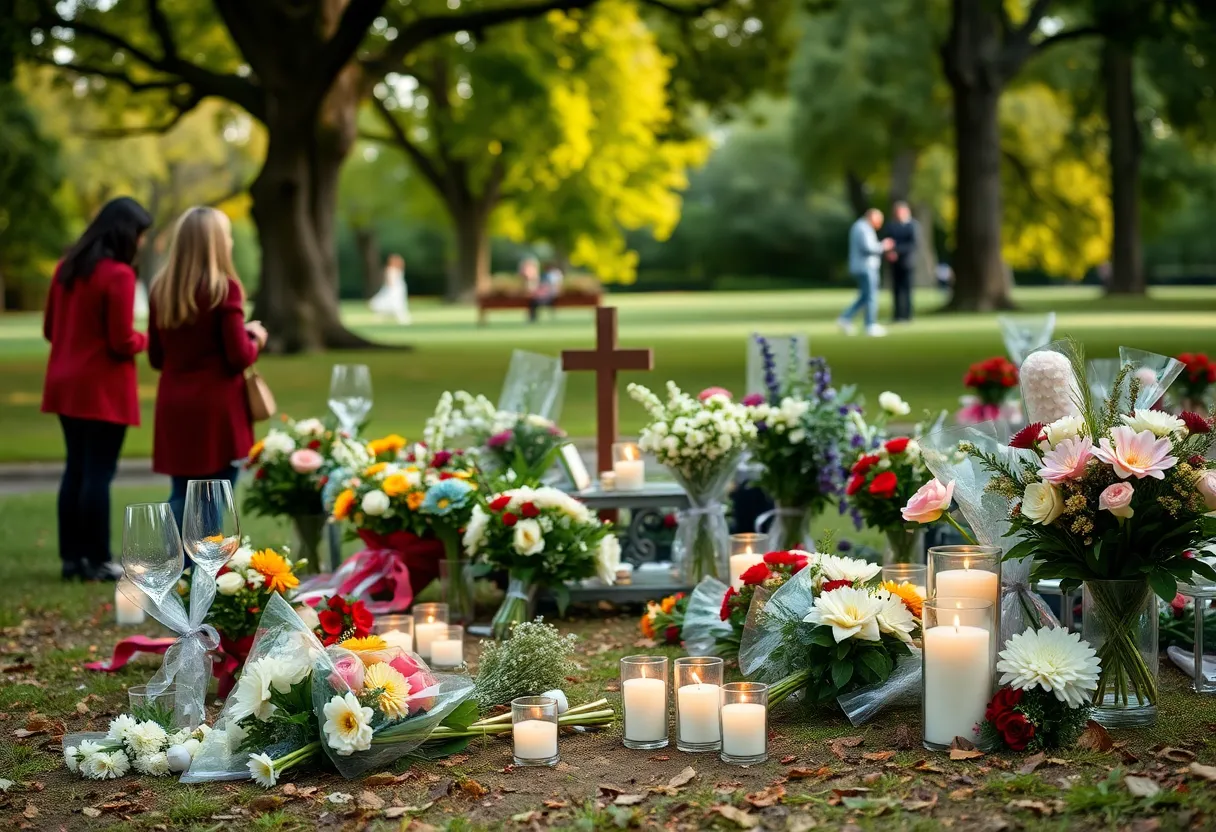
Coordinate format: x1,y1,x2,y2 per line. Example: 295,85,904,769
691,671,702,685
624,444,639,461
426,615,434,624
963,558,970,570
953,614,960,631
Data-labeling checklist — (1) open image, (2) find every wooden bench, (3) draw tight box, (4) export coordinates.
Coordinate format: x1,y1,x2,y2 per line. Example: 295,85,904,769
476,293,602,325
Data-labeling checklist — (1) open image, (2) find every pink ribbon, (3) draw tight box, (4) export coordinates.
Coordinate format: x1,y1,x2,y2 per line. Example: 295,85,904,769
295,548,414,614
84,635,177,672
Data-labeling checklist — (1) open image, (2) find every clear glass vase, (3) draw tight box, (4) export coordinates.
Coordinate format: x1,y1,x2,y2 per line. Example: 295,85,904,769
883,527,926,565
491,577,537,640
758,505,813,552
667,450,743,584
1082,579,1159,728
291,513,327,573
437,529,475,625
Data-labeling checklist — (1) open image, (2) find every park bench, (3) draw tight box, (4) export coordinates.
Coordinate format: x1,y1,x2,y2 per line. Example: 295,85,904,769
475,292,602,325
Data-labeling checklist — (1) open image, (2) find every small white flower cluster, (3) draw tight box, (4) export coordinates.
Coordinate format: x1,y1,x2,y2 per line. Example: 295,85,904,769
423,390,499,449
63,717,210,780
628,382,756,477
229,654,314,723
749,397,812,444
997,627,1101,708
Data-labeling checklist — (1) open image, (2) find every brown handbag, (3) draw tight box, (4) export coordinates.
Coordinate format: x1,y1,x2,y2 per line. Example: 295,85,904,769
245,368,277,422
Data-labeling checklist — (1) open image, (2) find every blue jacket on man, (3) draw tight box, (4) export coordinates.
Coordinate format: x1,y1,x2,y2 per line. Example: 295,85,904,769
848,215,884,275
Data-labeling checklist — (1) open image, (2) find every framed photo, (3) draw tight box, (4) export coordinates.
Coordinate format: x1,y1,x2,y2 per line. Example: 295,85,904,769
557,443,592,491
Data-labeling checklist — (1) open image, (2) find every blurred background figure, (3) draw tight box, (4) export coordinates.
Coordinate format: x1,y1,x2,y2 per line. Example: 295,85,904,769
838,208,893,338
369,253,411,324
884,201,919,324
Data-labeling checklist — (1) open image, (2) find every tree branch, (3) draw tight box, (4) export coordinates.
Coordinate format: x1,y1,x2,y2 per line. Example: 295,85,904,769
1033,25,1102,53
371,95,448,192
146,0,179,61
315,0,385,92
79,94,203,138
28,54,181,92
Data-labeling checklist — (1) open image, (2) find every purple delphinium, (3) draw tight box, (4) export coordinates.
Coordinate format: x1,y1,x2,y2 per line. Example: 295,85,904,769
810,357,833,402
755,335,780,403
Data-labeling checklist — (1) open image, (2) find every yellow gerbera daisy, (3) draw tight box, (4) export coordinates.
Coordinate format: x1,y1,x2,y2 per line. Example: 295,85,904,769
406,491,425,511
367,434,407,457
382,473,409,497
250,550,299,593
363,462,388,478
332,489,356,520
883,580,924,619
249,440,265,463
341,634,387,652
362,662,412,720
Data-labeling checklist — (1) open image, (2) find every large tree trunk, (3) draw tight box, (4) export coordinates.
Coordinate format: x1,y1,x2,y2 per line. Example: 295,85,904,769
889,148,916,204
355,227,381,298
448,202,492,302
1103,39,1144,295
844,170,869,216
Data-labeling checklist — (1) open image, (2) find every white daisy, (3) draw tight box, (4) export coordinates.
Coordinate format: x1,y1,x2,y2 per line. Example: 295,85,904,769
1121,408,1186,438
803,586,883,643
815,554,882,588
874,590,917,644
997,626,1102,708
322,691,374,756
248,752,278,788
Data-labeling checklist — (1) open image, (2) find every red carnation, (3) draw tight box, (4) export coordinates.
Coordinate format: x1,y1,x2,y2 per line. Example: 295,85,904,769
845,474,865,496
822,579,853,593
999,711,1035,751
764,550,802,567
720,586,737,621
852,454,880,475
520,502,540,519
308,439,322,450
1010,422,1045,450
1181,411,1211,435
791,555,809,573
985,686,1023,723
664,625,681,645
489,495,512,512
318,609,345,635
868,470,898,499
502,512,519,527
350,600,374,632
432,450,453,468
740,563,772,586
327,595,350,613
884,437,910,455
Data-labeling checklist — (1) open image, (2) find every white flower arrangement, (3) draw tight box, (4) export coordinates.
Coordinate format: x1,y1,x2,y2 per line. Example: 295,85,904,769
64,716,209,780
997,626,1102,708
628,381,756,482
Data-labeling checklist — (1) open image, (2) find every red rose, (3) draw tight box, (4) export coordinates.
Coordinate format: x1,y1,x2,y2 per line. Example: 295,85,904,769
852,454,880,475
720,587,737,621
884,437,910,455
318,609,345,635
520,502,540,519
502,512,519,527
999,712,1035,751
985,687,1023,723
489,495,512,512
308,439,322,450
432,450,452,468
845,474,865,496
1009,422,1046,450
350,600,374,632
740,563,772,586
663,513,678,529
664,625,681,645
821,579,852,593
327,595,350,613
764,550,801,567
868,471,898,499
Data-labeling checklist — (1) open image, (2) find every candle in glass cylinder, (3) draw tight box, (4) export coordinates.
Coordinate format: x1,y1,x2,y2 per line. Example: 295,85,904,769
935,562,999,608
677,676,720,746
721,703,765,756
923,610,993,748
513,719,558,759
430,625,464,668
115,581,145,626
381,629,413,652
728,533,766,590
621,656,668,748
612,443,645,491
415,619,445,659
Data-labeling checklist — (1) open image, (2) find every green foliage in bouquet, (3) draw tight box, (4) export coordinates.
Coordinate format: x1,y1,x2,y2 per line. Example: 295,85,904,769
978,687,1090,753
768,613,914,706
472,619,578,710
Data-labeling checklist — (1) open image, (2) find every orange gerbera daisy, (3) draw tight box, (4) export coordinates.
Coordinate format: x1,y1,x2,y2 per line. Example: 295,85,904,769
333,489,356,520
406,491,425,511
883,580,924,618
341,634,387,652
248,440,265,464
367,434,407,457
660,594,678,614
251,549,299,593
382,473,409,497
639,612,656,639
364,462,388,478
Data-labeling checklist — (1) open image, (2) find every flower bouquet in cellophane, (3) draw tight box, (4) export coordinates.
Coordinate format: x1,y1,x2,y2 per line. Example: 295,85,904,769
640,592,688,646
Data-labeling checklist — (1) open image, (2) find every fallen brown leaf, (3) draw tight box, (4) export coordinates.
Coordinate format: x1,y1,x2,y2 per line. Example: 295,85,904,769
22,804,37,820
383,802,432,819
1018,752,1046,774
74,701,89,715
613,794,646,806
361,773,403,788
949,736,977,751
828,735,864,760
1007,799,1059,816
1154,746,1196,763
892,724,915,750
948,787,974,801
912,760,947,774
357,791,385,810
543,799,568,809
668,767,697,788
455,779,488,799
1124,775,1161,798
1076,720,1113,753
597,784,623,797
901,791,938,812
787,766,831,780
862,772,882,785
862,751,895,762
779,755,797,765
745,784,785,808
949,748,985,761
248,795,285,813
711,805,758,829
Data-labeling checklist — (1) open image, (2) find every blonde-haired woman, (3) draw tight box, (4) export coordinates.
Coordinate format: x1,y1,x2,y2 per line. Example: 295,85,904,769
148,207,268,526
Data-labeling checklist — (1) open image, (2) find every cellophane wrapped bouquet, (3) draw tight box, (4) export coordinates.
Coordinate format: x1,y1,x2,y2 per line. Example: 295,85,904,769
744,342,863,550
956,341,1216,715
713,550,812,657
463,486,619,638
739,552,920,711
425,390,566,487
640,592,688,646
628,381,755,582
957,356,1022,426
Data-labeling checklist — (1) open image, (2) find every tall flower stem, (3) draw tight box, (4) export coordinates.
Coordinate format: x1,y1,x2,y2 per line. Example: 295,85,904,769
1087,581,1158,710
943,512,978,546
766,669,811,709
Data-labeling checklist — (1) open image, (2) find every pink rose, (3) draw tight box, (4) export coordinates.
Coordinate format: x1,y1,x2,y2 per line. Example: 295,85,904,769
1195,469,1216,511
902,478,955,524
290,448,325,474
486,430,512,449
1098,482,1135,519
329,653,365,692
389,654,423,679
741,393,765,407
406,670,438,715
699,387,733,401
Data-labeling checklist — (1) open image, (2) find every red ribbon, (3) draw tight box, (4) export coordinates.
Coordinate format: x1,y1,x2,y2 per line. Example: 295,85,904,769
83,635,177,672
84,632,253,697
295,530,442,614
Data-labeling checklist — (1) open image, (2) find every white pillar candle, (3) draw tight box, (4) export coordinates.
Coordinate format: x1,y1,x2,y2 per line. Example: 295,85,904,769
729,553,765,590
513,719,558,760
415,620,446,659
622,676,667,742
614,459,645,491
677,681,721,745
720,702,766,758
923,619,992,746
935,568,999,608
115,585,145,626
431,638,463,667
380,629,413,653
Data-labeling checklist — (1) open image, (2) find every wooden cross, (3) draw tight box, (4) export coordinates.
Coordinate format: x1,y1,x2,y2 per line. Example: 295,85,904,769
562,306,654,477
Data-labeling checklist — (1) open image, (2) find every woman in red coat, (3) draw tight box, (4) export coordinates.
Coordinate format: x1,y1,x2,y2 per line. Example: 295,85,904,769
148,207,268,527
42,196,152,581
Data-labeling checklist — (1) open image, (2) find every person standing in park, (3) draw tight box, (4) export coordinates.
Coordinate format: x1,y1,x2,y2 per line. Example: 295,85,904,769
147,207,267,527
41,197,152,581
884,201,919,324
837,208,894,337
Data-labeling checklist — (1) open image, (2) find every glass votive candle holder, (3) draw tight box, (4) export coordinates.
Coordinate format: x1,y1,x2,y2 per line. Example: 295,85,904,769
729,533,767,590
512,695,559,767
412,602,449,660
882,564,927,600
129,684,192,728
720,682,768,764
620,655,668,750
922,598,995,751
674,656,724,753
612,442,645,491
928,545,1001,644
374,614,415,653
430,625,464,669
115,579,146,625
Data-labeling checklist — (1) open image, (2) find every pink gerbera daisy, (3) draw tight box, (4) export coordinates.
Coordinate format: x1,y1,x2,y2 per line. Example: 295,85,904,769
1092,426,1177,480
1038,437,1094,483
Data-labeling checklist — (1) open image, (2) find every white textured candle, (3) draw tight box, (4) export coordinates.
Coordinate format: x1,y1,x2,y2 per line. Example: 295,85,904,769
622,676,667,741
720,702,766,758
513,719,558,760
677,682,721,745
380,630,413,653
431,638,463,667
935,568,999,608
115,586,145,625
729,553,765,590
923,622,992,746
415,621,446,659
614,459,645,491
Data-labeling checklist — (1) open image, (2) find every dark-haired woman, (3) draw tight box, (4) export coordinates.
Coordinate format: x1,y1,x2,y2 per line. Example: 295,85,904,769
41,196,152,581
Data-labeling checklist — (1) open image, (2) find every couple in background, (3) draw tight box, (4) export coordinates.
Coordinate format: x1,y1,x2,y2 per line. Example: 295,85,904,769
837,202,919,337
40,199,267,581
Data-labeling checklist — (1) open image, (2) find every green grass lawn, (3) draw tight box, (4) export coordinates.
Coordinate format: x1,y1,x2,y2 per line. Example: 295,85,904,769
3,286,1216,462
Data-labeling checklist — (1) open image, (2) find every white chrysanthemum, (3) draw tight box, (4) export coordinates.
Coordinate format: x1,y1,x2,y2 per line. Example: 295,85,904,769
125,720,168,757
322,691,374,756
997,626,1101,708
229,659,279,722
462,506,490,556
1020,350,1081,425
294,418,326,437
875,590,917,644
106,713,138,743
1043,414,1086,448
63,745,81,772
248,752,278,788
1121,408,1186,438
183,737,201,758
168,728,192,746
77,739,105,759
135,750,170,776
803,586,883,643
816,554,882,587
879,391,910,416
261,430,296,458
596,535,621,585
83,750,130,780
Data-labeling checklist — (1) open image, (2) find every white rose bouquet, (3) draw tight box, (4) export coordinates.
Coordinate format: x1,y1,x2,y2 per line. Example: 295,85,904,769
463,486,618,638
628,381,756,582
